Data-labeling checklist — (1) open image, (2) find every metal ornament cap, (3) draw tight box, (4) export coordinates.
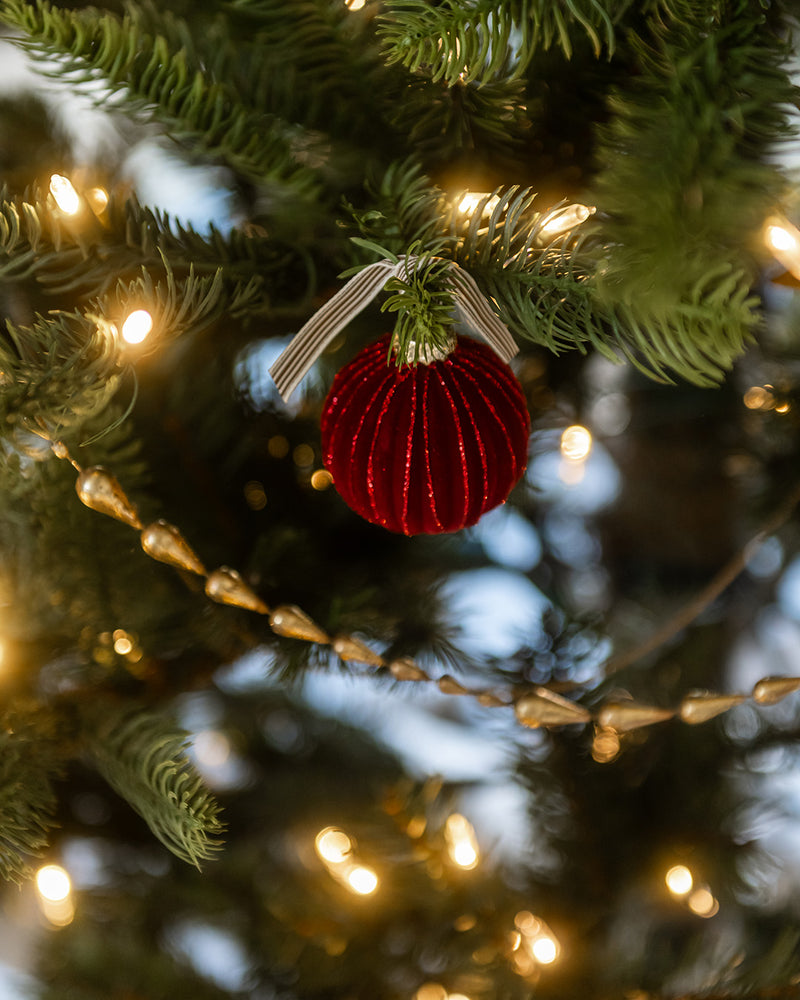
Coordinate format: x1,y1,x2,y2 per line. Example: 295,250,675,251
76,466,142,529
679,691,746,724
514,687,592,728
140,520,206,576
205,567,269,614
269,605,330,644
332,634,384,666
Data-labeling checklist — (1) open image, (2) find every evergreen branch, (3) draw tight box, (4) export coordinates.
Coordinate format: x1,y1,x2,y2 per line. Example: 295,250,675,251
86,705,224,867
381,253,458,364
588,0,797,370
0,0,320,192
0,187,313,315
0,715,61,883
0,310,122,435
379,0,627,86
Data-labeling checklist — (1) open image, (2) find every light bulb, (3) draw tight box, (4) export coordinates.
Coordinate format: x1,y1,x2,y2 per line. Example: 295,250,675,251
531,935,558,964
36,864,71,902
315,827,352,864
457,192,500,216
49,174,80,215
121,309,153,344
665,864,693,896
560,424,592,462
539,203,595,239
346,865,378,895
445,813,480,870
688,886,718,918
764,215,800,278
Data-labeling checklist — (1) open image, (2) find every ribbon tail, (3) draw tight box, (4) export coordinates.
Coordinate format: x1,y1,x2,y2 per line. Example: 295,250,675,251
269,260,402,400
448,268,518,362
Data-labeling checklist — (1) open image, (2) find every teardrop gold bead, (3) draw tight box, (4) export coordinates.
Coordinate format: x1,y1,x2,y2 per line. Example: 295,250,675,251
388,657,429,682
437,675,471,695
679,691,746,724
205,567,269,614
514,687,592,728
597,700,674,733
76,466,142,529
269,605,329,644
476,690,509,708
752,676,800,706
332,634,384,666
140,520,206,575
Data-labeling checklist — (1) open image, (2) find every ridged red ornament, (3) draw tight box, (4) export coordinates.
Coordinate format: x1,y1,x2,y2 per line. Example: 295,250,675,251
321,334,530,535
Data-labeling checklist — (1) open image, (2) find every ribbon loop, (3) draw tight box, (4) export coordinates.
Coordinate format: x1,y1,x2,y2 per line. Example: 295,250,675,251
269,255,518,401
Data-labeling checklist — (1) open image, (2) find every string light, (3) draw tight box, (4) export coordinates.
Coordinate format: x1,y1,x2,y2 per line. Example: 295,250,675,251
344,0,365,8
510,911,560,976
315,827,353,864
444,813,480,870
121,309,153,344
49,173,80,215
457,192,500,216
346,865,379,895
560,424,593,462
87,186,108,213
35,863,75,927
539,203,596,240
665,864,693,896
688,886,719,918
764,214,800,279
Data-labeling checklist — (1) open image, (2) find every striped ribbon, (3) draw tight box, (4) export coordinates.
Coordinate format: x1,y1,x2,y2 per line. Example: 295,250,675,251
269,255,519,401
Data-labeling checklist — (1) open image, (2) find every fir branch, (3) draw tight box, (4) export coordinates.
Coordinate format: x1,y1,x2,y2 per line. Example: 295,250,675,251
0,716,61,884
0,309,122,435
0,0,320,193
588,0,797,381
381,254,458,364
379,0,628,86
86,705,224,867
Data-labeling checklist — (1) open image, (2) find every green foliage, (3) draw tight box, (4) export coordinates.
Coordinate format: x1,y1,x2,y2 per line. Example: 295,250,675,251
86,705,224,867
0,713,62,883
0,0,319,192
589,0,797,380
379,0,627,86
381,254,458,364
0,309,122,436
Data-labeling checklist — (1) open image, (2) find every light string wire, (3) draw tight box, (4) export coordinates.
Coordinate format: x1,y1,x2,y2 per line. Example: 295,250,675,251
42,434,800,740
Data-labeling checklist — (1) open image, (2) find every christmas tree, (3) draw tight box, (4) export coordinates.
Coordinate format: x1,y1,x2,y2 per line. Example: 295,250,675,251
2,0,800,996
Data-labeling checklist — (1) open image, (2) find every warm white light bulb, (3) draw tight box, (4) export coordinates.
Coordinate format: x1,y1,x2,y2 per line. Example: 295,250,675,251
122,309,153,344
665,864,693,896
531,935,558,964
346,865,378,895
539,203,595,239
36,864,71,902
560,424,593,462
49,174,80,215
315,827,352,864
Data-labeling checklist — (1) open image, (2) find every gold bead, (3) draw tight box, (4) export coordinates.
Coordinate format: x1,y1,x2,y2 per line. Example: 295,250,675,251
76,466,142,529
140,520,206,575
476,690,509,708
514,687,592,728
597,700,674,733
679,691,746,724
388,657,429,682
437,675,470,695
332,635,384,666
752,676,800,706
269,605,330,644
205,567,269,614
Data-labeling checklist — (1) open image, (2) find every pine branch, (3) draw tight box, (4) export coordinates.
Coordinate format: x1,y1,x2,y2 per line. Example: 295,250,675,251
86,705,224,867
588,0,797,381
0,0,320,193
0,714,62,883
379,0,630,86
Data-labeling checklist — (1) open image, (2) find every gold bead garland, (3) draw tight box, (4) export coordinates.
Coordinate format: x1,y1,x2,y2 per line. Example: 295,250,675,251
63,447,800,742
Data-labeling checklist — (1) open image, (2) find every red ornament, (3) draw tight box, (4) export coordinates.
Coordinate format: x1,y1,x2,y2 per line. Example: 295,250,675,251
321,334,530,535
